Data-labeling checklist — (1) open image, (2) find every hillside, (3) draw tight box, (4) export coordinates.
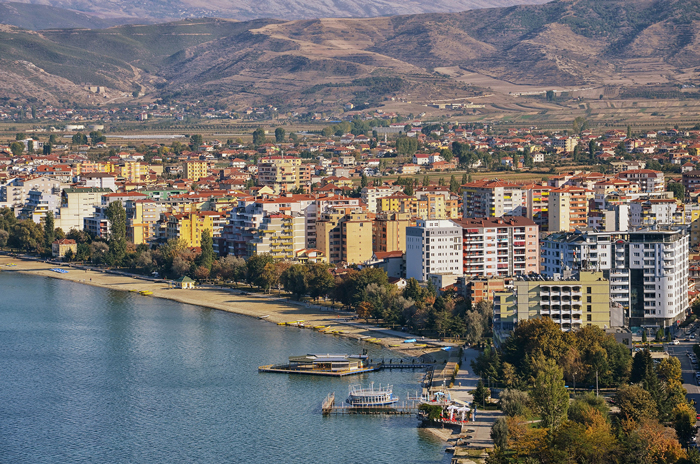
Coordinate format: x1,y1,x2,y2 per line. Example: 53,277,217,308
0,3,143,30
3,0,700,109
1,0,552,23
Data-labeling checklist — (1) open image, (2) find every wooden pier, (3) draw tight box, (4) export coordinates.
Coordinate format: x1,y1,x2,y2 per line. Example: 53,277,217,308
259,362,433,377
321,392,424,415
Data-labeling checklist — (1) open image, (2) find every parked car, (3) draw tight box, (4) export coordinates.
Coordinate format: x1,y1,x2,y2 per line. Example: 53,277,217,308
674,340,680,345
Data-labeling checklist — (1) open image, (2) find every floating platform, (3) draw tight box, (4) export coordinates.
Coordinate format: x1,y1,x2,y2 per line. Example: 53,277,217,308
258,364,379,377
321,392,423,415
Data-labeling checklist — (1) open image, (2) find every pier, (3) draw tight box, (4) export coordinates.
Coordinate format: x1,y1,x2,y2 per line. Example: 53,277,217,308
321,392,424,415
259,360,433,377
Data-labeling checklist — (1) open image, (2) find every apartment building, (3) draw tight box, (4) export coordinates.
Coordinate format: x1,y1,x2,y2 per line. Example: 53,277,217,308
55,187,111,232
0,176,66,211
617,169,665,193
541,227,689,328
629,198,678,227
257,156,302,193
462,180,525,218
455,216,539,278
316,211,374,264
126,199,161,245
361,185,402,213
372,212,413,253
522,183,551,230
160,211,224,248
184,161,208,182
493,271,611,340
405,219,462,282
548,186,591,232
119,160,147,183
247,213,306,260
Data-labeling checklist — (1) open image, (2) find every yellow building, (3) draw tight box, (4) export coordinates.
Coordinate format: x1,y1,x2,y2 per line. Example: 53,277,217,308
493,271,610,342
373,212,413,253
119,161,147,183
316,211,373,264
184,161,208,181
377,193,456,220
163,211,219,247
127,199,159,245
257,156,302,193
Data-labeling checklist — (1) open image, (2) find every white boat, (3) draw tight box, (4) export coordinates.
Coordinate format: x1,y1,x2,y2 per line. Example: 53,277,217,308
346,383,399,407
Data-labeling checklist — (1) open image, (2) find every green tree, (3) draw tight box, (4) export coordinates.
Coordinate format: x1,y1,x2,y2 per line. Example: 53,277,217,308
253,128,266,146
572,116,589,134
280,264,308,299
105,201,127,266
306,263,335,300
673,403,697,448
0,229,8,248
422,175,430,187
189,134,203,149
9,220,43,251
360,173,368,188
615,384,658,422
197,229,214,271
531,357,569,431
449,175,460,193
275,127,286,143
491,417,509,449
499,389,530,417
43,211,55,250
246,254,274,289
15,132,26,140
72,132,87,145
668,182,685,200
43,143,52,155
10,142,23,157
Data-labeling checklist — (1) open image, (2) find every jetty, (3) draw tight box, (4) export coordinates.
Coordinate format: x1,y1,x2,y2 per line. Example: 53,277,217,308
259,353,434,377
321,392,425,415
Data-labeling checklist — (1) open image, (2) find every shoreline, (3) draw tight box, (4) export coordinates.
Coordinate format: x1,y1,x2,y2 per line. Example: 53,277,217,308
0,255,454,359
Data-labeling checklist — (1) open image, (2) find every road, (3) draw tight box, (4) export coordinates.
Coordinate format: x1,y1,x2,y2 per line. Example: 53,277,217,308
665,328,700,444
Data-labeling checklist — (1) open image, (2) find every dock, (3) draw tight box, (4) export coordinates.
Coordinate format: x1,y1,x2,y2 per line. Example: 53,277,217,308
258,364,379,376
258,361,433,377
321,392,424,415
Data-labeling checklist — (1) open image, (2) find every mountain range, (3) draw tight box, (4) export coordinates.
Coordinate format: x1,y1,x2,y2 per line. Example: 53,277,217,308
2,0,700,110
0,0,551,26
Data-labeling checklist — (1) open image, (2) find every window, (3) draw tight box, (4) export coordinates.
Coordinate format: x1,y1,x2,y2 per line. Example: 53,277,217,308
587,315,592,321
587,305,592,312
587,287,592,293
587,296,592,303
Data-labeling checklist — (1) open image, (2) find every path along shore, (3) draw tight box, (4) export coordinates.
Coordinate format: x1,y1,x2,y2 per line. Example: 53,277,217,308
0,255,454,358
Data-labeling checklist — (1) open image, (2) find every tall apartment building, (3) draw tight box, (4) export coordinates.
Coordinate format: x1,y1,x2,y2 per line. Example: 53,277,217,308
316,211,374,264
184,161,208,182
629,198,678,227
361,186,402,213
406,219,463,282
493,271,611,340
462,180,525,218
455,216,539,278
372,212,413,253
548,186,591,232
126,199,161,245
522,184,550,230
56,187,111,232
160,211,224,248
541,227,689,328
257,156,302,194
247,213,306,260
0,176,67,211
119,160,147,183
617,169,664,193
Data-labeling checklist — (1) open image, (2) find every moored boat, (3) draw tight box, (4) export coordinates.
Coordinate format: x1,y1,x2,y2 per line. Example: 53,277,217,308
346,383,399,407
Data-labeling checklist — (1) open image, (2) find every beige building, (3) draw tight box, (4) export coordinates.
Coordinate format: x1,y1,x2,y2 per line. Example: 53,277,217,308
316,211,373,264
257,156,302,194
247,213,306,260
493,271,611,342
52,239,77,259
548,186,591,232
56,187,111,232
127,199,161,245
373,212,413,253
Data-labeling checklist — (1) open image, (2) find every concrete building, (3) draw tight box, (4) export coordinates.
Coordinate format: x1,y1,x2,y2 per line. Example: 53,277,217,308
541,227,689,329
360,186,402,213
629,198,678,228
0,176,66,212
455,216,539,278
617,169,665,193
56,187,111,232
316,211,374,264
52,239,77,259
184,161,208,182
522,184,551,230
462,180,525,218
549,186,591,232
372,212,413,253
406,219,462,282
494,271,611,339
126,199,161,245
247,213,306,260
257,156,302,194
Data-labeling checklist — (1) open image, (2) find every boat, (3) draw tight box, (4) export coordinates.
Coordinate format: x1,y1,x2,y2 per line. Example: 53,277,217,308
346,383,399,407
139,290,153,296
258,315,270,319
259,353,375,377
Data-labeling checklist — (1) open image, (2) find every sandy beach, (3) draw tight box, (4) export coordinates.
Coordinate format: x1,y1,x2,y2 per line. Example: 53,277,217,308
0,255,452,357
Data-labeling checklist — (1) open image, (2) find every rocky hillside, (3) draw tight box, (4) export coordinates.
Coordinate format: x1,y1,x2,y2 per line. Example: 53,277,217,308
3,0,700,107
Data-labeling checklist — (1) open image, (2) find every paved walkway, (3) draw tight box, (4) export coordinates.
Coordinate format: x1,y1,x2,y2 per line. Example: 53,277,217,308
446,348,502,449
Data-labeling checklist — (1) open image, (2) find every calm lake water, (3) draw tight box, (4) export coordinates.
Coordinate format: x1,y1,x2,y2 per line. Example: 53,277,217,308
0,273,446,463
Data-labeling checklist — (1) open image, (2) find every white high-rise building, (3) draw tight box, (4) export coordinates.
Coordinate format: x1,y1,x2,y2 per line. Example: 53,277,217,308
406,219,462,282
541,227,689,328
